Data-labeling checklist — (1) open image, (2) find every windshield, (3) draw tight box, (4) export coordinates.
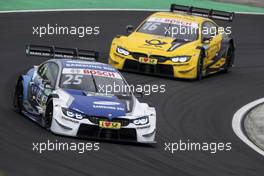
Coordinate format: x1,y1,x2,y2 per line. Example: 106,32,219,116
137,17,198,41
60,68,129,95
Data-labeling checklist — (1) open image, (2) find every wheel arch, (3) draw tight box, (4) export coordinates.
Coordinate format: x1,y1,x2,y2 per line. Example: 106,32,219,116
46,94,59,105
14,75,30,100
20,75,31,101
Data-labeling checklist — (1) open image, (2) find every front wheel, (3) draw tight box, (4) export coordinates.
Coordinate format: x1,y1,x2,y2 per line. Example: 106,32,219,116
223,45,235,73
43,100,54,129
196,56,204,81
13,79,24,113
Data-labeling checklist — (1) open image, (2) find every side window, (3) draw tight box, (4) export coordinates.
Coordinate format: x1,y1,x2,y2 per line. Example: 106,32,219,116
46,63,59,87
202,21,218,40
37,62,59,88
37,63,48,79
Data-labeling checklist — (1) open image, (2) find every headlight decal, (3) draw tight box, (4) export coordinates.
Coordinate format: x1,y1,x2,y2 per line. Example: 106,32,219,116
171,56,191,63
116,47,130,56
133,116,149,125
62,108,84,120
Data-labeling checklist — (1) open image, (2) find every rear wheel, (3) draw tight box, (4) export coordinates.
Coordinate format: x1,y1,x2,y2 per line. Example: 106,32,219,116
43,100,53,129
13,79,24,113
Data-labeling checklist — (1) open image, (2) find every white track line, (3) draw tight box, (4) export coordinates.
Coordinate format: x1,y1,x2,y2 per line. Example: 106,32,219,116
232,98,264,156
0,8,263,15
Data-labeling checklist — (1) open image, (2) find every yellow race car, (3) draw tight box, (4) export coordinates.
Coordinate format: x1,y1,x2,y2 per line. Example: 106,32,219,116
109,4,235,80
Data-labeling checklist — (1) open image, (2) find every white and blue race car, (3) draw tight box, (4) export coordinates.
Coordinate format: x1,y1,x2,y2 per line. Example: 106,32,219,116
13,45,156,143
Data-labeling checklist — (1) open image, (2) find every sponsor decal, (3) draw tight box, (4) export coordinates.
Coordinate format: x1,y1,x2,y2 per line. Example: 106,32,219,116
62,68,122,79
139,57,158,65
99,121,121,129
136,124,151,129
92,105,124,111
145,39,167,48
65,61,115,71
93,101,120,106
147,17,198,28
61,116,79,124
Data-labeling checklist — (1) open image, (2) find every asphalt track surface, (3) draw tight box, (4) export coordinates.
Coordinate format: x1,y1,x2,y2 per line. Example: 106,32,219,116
0,11,264,176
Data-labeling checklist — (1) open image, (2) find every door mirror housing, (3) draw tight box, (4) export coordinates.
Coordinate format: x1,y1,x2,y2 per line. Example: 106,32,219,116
126,25,134,34
43,80,53,89
202,36,213,43
202,33,215,43
44,83,53,90
202,38,211,44
133,90,145,98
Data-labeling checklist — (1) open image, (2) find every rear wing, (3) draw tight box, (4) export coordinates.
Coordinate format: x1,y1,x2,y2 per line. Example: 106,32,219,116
26,44,99,61
170,4,234,22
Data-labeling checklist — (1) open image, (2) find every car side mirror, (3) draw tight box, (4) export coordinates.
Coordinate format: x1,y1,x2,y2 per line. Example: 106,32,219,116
126,25,134,34
133,90,145,98
202,36,211,43
44,83,53,89
202,33,215,43
43,80,53,89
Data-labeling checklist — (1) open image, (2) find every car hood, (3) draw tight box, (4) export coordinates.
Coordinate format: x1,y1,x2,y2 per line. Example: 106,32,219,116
122,32,196,54
64,89,133,119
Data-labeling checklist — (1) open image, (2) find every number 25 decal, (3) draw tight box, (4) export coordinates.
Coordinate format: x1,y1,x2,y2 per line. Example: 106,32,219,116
63,75,83,85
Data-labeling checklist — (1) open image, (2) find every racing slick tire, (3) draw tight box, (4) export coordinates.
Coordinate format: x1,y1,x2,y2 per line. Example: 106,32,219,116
196,53,205,80
223,44,235,73
13,79,24,113
43,99,54,129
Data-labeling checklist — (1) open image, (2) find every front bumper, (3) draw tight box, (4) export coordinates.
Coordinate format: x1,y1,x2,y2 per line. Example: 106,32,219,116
109,52,197,79
50,106,156,143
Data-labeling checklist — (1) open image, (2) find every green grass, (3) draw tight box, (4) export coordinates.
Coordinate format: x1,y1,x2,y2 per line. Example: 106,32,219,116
0,0,264,12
